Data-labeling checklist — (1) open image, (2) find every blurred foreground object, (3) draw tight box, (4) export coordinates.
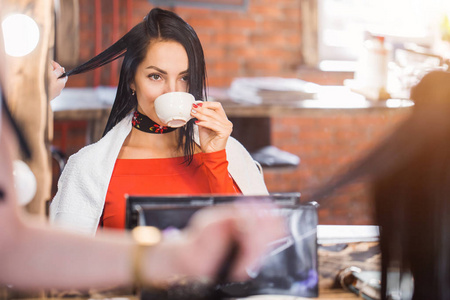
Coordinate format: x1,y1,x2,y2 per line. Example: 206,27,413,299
1,0,54,217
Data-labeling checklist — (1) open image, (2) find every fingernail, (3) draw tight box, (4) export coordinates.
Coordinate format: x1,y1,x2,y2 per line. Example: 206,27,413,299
192,109,197,114
193,103,198,108
197,103,203,107
195,120,199,124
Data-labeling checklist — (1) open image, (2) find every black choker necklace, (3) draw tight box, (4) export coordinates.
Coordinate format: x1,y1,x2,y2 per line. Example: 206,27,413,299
132,111,177,134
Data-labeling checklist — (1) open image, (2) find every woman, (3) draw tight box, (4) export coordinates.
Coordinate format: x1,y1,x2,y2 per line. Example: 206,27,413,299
50,8,267,235
312,70,450,299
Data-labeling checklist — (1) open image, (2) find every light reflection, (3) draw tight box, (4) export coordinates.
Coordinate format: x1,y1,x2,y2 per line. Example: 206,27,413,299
301,86,415,109
2,14,40,57
302,86,370,109
385,99,414,108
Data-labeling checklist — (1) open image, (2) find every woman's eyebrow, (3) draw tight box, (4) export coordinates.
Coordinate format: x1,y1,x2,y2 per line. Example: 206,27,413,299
145,66,189,76
145,66,167,74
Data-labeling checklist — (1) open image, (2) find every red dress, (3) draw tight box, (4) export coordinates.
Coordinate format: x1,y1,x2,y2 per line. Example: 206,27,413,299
101,150,241,229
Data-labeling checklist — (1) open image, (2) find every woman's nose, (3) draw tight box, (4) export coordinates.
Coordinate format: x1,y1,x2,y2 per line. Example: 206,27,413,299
163,80,177,93
164,81,185,93
163,85,174,94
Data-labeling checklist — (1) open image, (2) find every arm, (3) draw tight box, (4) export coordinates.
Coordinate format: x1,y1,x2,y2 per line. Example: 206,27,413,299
0,212,135,290
202,150,241,194
1,114,285,290
2,191,282,291
0,115,133,289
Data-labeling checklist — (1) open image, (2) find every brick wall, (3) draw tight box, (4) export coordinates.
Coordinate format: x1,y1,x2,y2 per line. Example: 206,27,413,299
54,0,408,225
176,1,303,86
68,0,307,87
265,109,411,224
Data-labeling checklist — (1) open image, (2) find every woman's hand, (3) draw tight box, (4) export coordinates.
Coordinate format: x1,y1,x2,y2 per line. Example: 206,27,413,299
191,101,233,153
48,61,68,101
143,201,287,286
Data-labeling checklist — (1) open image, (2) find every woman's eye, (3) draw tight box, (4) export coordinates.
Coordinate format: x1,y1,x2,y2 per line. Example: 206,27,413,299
149,74,161,80
181,75,189,82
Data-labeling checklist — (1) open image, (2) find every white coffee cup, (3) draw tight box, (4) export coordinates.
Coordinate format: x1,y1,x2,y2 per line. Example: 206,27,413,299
154,92,202,128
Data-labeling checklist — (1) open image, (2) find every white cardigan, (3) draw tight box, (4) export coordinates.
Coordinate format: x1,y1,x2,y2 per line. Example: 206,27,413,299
49,114,268,235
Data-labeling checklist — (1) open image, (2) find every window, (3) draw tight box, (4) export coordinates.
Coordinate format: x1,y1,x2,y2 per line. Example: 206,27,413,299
311,0,448,71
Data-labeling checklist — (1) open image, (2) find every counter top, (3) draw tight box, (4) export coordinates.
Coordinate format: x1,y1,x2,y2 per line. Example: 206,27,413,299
51,87,114,120
51,86,414,120
208,86,413,117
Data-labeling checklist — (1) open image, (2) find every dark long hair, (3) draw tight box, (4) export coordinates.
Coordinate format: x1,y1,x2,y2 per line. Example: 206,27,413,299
310,71,450,299
63,8,207,163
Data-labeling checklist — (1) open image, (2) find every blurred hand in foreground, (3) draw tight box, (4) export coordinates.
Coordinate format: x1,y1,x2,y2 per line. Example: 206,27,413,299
142,201,287,286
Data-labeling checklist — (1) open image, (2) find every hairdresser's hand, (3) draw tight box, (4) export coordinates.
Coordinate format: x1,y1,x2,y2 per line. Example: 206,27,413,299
48,61,68,101
410,71,450,106
143,202,286,286
191,101,233,153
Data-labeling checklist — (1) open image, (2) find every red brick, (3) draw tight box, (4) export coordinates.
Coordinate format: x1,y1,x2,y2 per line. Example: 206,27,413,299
205,76,232,88
226,18,258,31
252,0,282,5
229,47,260,60
261,20,300,33
297,128,327,142
175,6,213,16
188,18,226,31
283,6,302,19
204,50,226,62
284,33,302,47
244,61,281,73
272,130,296,142
213,32,248,45
250,34,287,46
193,32,211,45
210,60,240,73
249,5,285,19
258,48,294,60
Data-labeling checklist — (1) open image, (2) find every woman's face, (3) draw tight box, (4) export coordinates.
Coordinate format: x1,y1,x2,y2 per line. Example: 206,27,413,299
131,39,189,123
